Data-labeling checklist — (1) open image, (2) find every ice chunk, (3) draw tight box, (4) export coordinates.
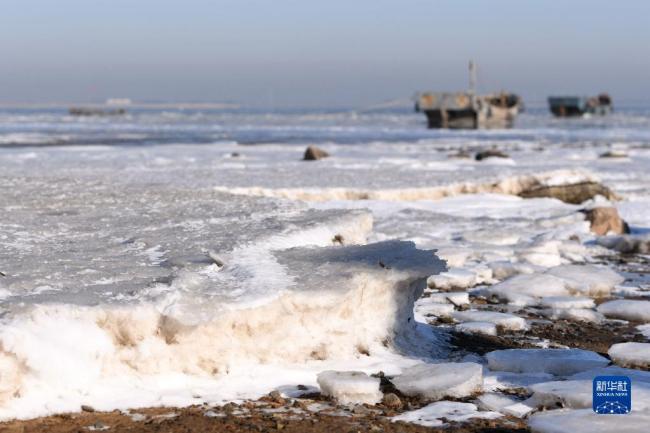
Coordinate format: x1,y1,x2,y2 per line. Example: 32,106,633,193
428,268,478,290
518,241,564,267
435,247,472,268
486,273,570,306
529,380,592,409
542,308,604,323
483,371,555,391
452,310,527,331
608,342,650,368
392,401,501,427
569,366,650,383
529,409,650,433
638,324,650,340
529,380,650,411
316,371,382,405
455,322,498,336
597,300,650,322
392,363,483,400
540,296,595,309
488,261,537,281
476,392,517,412
486,349,609,375
546,265,624,297
425,291,470,306
477,392,535,417
415,298,455,317
462,229,520,246
501,402,534,418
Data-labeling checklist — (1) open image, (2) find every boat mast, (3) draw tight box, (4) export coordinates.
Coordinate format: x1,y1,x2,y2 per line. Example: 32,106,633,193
469,60,477,95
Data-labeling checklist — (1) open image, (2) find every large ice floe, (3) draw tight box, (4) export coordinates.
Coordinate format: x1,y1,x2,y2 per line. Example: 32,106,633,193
486,349,609,375
0,176,446,420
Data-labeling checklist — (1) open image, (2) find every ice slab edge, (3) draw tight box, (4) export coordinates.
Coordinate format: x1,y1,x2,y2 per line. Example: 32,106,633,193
0,240,445,420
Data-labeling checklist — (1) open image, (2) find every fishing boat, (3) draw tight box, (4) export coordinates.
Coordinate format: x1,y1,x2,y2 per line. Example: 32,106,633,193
415,62,522,129
548,94,612,117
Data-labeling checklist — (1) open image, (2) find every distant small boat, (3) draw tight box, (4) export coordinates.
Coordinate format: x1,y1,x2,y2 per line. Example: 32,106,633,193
548,94,612,117
414,62,522,129
68,107,127,116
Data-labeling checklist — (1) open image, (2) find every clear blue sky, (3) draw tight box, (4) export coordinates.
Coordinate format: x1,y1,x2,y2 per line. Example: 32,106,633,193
1,0,648,107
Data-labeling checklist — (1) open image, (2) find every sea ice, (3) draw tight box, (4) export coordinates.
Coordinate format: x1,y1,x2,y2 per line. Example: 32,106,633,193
391,363,483,400
529,409,650,433
425,291,470,306
316,371,382,405
476,393,534,417
569,366,650,383
539,296,595,309
546,264,624,297
0,177,448,420
518,241,564,267
476,392,518,412
488,261,537,280
414,298,455,318
455,322,498,336
542,308,604,323
486,349,609,375
529,380,650,411
483,371,555,391
597,300,650,322
435,247,473,267
608,342,650,368
452,310,528,331
428,268,479,290
638,324,650,340
391,401,501,427
486,273,570,306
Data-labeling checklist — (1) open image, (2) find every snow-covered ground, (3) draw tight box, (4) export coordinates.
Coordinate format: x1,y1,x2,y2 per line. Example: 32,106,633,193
1,107,650,430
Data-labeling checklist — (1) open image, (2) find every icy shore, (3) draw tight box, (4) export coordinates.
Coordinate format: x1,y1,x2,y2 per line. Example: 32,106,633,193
0,175,447,419
2,108,650,430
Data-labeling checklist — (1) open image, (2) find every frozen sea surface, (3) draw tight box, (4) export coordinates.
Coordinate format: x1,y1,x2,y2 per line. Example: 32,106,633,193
1,106,650,426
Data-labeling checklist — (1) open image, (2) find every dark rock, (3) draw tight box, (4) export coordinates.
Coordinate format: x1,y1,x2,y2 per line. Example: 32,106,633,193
449,149,472,159
303,146,330,161
475,149,509,161
268,390,286,405
581,207,630,236
81,405,95,413
381,393,402,410
599,150,628,158
518,182,618,204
